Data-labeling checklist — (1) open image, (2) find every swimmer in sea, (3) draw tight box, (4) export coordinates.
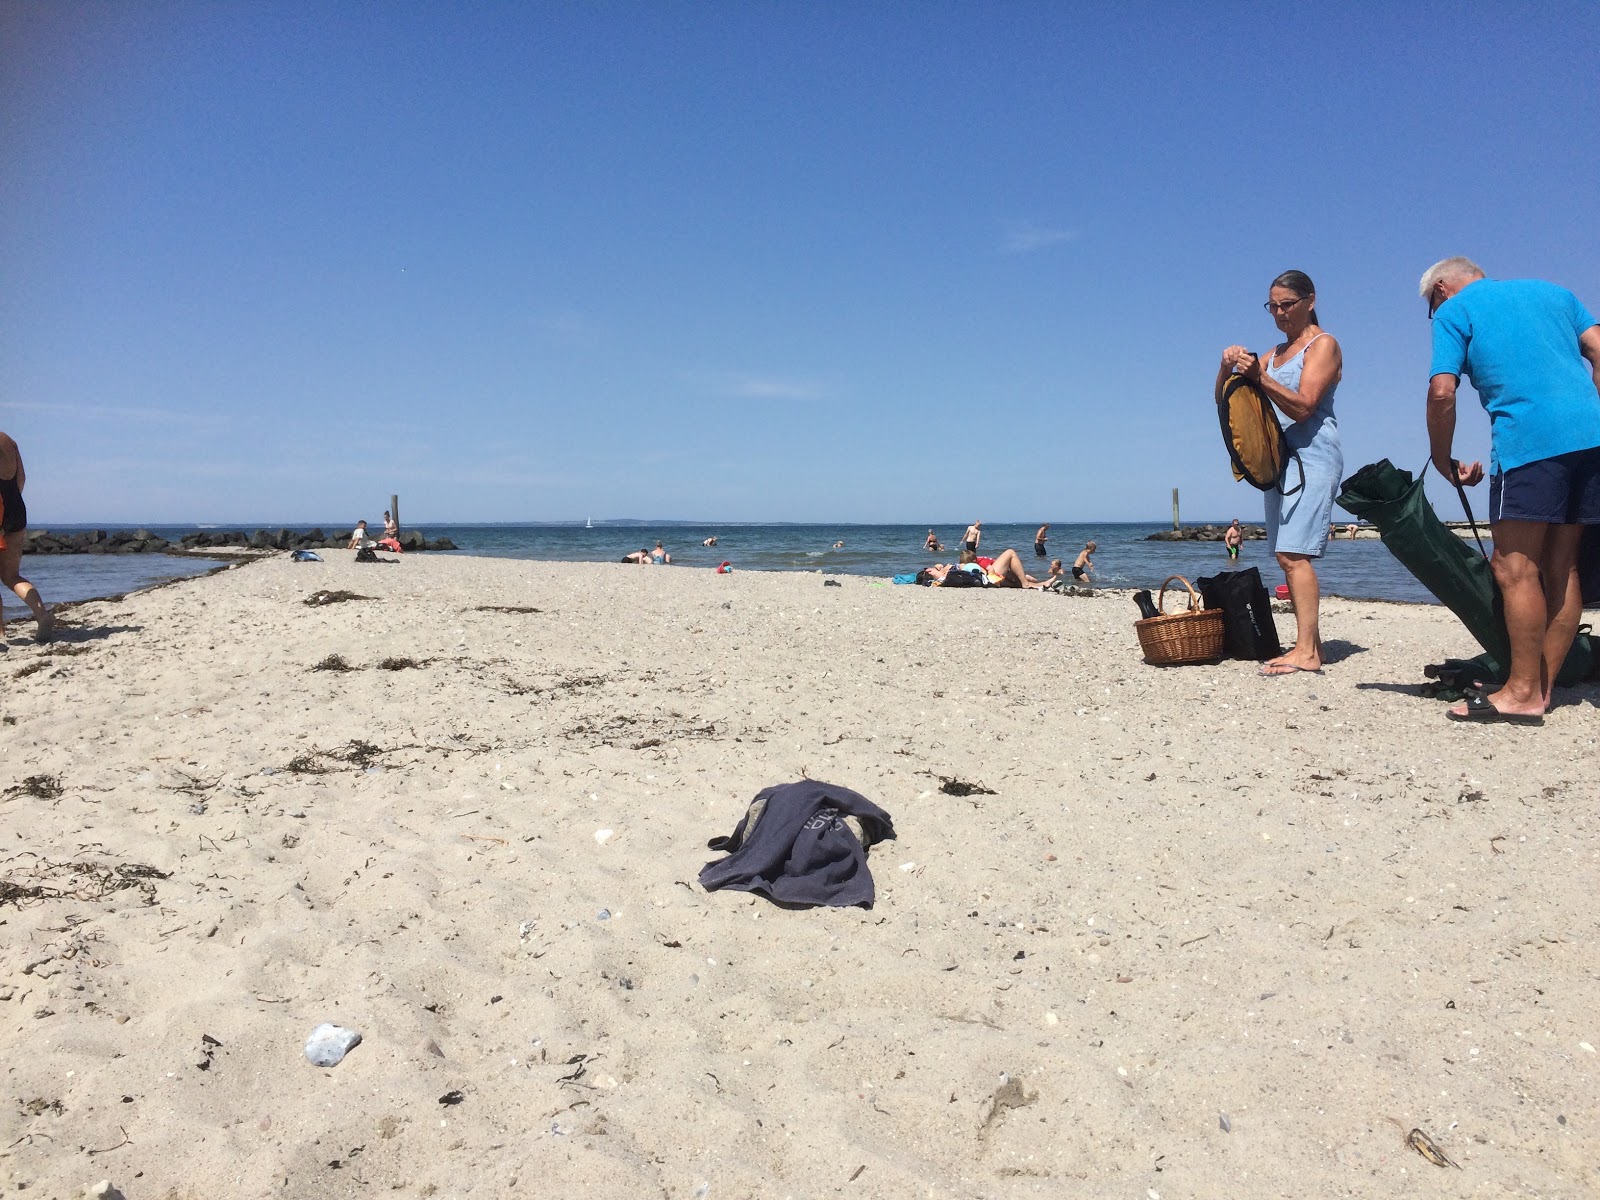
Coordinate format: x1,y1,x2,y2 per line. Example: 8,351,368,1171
652,540,671,564
832,540,845,549
1034,523,1049,557
925,528,939,552
703,536,718,547
962,520,982,554
1224,518,1242,561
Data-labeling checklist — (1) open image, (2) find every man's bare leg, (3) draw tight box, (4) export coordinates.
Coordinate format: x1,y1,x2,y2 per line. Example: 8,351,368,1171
1459,520,1549,718
1537,524,1585,710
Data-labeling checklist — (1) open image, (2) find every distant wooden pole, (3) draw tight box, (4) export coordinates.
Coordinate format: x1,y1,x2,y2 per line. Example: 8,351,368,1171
390,494,400,532
1172,488,1180,530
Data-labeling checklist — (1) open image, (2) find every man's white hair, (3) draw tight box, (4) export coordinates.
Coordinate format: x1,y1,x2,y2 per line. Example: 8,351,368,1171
1418,256,1485,297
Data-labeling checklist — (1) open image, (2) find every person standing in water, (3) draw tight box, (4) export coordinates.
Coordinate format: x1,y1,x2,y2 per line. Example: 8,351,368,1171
1224,518,1243,562
1071,541,1096,581
1034,523,1049,557
1217,269,1343,676
962,520,982,554
0,432,53,644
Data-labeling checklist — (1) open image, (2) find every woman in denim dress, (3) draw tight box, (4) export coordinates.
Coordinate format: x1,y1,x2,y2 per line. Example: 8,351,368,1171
1215,270,1343,675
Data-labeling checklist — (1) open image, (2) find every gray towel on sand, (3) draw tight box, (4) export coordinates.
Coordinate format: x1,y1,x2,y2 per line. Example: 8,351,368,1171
699,780,895,909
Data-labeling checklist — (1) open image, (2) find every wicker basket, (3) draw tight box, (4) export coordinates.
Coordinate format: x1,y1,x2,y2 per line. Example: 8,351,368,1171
1135,575,1226,665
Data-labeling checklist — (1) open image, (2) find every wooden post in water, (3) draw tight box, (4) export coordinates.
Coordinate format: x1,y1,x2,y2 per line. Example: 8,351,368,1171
1172,488,1180,531
390,494,400,534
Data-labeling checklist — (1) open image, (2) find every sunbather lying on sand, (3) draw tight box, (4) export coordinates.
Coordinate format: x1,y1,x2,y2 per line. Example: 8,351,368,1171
918,548,1047,589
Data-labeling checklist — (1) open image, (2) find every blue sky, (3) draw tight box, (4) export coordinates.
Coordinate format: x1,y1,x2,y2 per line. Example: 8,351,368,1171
3,2,1597,526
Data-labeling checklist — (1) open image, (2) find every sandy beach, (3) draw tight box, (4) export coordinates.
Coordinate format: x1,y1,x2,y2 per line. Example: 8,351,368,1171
2,553,1597,1198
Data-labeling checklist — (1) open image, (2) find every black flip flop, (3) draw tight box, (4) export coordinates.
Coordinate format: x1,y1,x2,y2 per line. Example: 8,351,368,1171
1446,689,1544,726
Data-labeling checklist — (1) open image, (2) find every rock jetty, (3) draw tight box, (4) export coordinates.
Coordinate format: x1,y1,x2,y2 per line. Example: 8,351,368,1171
22,528,458,555
1145,523,1266,542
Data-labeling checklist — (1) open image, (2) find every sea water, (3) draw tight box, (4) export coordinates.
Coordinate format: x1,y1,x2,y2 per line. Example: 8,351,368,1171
6,520,1449,620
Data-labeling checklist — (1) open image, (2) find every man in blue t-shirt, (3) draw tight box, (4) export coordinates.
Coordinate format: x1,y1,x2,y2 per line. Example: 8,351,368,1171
1421,255,1600,725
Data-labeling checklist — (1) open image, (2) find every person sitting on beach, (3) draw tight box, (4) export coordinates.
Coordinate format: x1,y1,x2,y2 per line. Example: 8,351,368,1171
1041,558,1068,590
1072,541,1097,581
918,548,1046,589
0,431,53,643
348,520,372,550
651,540,671,564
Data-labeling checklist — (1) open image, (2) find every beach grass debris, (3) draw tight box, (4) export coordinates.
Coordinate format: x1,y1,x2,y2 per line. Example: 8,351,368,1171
376,656,425,671
938,776,997,797
311,654,356,672
13,661,48,679
0,859,169,909
471,605,544,614
285,739,409,775
304,590,374,607
4,774,64,800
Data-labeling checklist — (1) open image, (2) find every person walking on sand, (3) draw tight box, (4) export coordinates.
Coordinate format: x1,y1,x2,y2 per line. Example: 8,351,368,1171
962,520,982,554
1034,523,1049,558
1421,256,1600,724
1217,269,1343,676
1224,518,1243,561
0,432,54,643
1071,541,1096,581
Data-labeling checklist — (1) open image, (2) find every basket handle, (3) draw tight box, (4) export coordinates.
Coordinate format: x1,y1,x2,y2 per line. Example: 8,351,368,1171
1155,575,1201,615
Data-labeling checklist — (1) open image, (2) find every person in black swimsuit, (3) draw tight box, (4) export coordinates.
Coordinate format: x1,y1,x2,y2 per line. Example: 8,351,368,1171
0,432,52,643
1034,523,1049,557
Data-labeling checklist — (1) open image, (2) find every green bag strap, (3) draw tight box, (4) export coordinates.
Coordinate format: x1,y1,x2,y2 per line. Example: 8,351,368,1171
1425,458,1489,560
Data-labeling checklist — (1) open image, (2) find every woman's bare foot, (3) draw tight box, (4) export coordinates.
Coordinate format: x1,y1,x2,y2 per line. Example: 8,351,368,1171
1260,653,1323,676
34,607,53,643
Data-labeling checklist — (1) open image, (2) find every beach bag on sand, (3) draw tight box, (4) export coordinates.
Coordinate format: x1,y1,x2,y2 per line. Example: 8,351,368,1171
699,780,895,909
1337,458,1596,685
1196,567,1282,661
1134,576,1226,666
354,547,379,563
1217,374,1303,495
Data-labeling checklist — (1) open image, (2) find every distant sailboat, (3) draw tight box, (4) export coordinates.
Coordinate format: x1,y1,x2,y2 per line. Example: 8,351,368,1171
585,517,593,529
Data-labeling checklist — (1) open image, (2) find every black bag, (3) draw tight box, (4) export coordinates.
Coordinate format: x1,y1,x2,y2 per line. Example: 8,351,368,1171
354,546,378,563
1196,567,1282,661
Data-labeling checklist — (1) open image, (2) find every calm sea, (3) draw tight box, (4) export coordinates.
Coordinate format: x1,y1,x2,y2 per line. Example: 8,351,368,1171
4,520,1448,622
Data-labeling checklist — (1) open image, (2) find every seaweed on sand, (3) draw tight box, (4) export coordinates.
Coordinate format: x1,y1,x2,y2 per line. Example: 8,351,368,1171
3,775,63,800
311,654,356,672
304,590,374,607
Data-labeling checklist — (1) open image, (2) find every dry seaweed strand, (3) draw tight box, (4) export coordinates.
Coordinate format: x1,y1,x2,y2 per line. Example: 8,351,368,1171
471,605,544,614
311,654,356,672
0,859,170,909
938,776,997,797
4,775,64,800
376,656,426,671
303,590,375,607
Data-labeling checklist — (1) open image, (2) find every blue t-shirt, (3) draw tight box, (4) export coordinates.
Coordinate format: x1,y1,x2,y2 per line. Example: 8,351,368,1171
1429,278,1600,473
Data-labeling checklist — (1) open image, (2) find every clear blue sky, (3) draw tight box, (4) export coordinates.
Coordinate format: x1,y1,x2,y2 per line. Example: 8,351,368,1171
3,2,1597,526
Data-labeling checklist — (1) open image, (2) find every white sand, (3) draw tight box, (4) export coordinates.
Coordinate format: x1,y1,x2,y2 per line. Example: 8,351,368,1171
2,554,1597,1198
